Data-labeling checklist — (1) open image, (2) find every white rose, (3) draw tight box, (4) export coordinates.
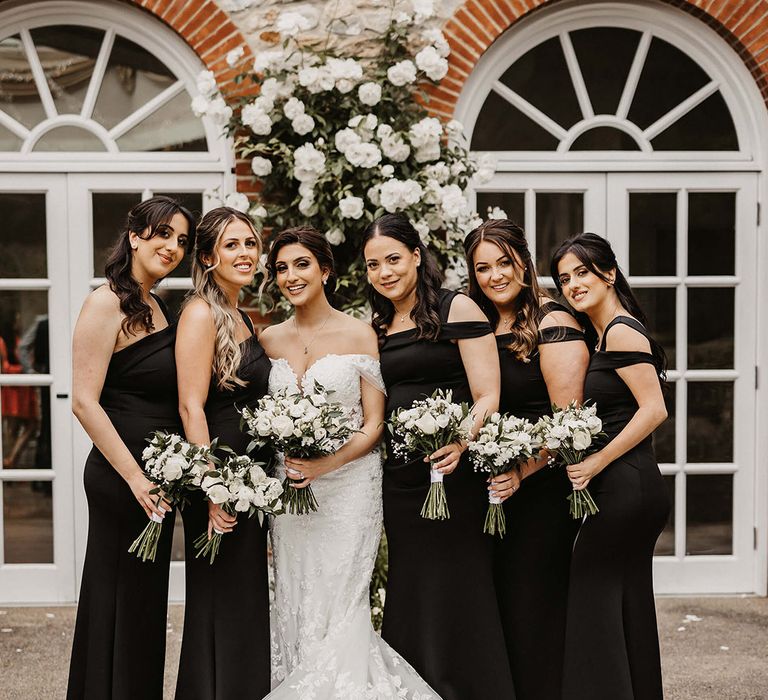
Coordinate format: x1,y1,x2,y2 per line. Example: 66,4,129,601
367,185,381,206
380,164,395,178
358,82,382,106
293,143,326,182
251,490,267,508
142,445,155,461
414,412,438,435
440,184,467,221
277,10,312,36
253,94,274,114
415,141,441,163
241,103,272,135
234,497,251,512
325,228,346,245
226,46,244,67
435,413,450,429
415,46,448,81
473,153,497,185
201,474,223,491
339,195,364,220
292,113,315,135
253,205,267,218
206,96,232,127
412,219,430,242
586,415,603,434
196,70,217,98
207,484,231,505
298,196,317,216
379,178,423,213
254,416,272,436
314,427,328,440
271,414,295,438
254,49,285,73
345,142,382,169
409,117,443,147
572,429,592,451
335,128,361,154
161,454,186,482
191,94,209,117
283,97,305,121
387,60,417,87
422,28,450,58
224,192,250,212
487,206,507,220
251,156,272,177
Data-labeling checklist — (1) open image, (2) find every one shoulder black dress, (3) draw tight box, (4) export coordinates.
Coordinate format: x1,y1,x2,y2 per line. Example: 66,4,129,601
379,289,515,700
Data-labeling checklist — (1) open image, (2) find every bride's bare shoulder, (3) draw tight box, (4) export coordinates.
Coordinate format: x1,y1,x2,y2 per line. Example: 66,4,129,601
335,313,378,357
259,320,291,357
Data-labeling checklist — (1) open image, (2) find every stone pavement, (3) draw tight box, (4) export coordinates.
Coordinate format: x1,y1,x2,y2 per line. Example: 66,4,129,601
1,597,766,699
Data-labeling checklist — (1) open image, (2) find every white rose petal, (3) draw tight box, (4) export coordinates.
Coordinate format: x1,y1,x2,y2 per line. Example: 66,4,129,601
358,82,382,106
283,97,305,121
207,484,231,505
253,205,267,218
224,192,250,212
339,195,365,220
415,45,448,82
250,156,272,177
325,228,346,246
292,113,315,135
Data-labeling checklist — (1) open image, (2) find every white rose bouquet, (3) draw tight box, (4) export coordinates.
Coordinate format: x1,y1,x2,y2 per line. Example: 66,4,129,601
129,431,214,562
388,389,474,521
534,401,604,519
468,413,542,537
193,451,283,564
239,381,355,515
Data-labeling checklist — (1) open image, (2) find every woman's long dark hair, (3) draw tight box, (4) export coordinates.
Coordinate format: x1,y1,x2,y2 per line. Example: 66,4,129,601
361,214,444,341
104,196,195,336
265,225,337,303
550,232,667,378
464,219,549,361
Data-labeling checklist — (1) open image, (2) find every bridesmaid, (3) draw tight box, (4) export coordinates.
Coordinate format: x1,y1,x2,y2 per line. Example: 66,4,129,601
464,219,589,700
67,196,195,699
174,207,272,700
362,213,515,700
552,232,670,700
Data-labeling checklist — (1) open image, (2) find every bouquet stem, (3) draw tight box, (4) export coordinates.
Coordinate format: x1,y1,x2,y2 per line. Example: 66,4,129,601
567,487,599,519
282,476,319,515
128,513,163,563
484,495,506,537
420,466,449,521
193,530,223,565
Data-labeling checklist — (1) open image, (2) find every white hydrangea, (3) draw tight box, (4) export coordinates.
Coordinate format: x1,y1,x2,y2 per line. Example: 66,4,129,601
339,195,365,220
226,46,245,67
277,10,312,36
440,183,467,221
415,45,448,81
412,0,436,23
345,142,382,169
292,113,315,135
293,143,326,182
326,228,346,245
196,70,218,98
387,60,417,87
379,178,424,213
422,28,451,58
206,96,233,127
358,82,382,106
251,157,272,177
224,192,250,213
241,103,272,135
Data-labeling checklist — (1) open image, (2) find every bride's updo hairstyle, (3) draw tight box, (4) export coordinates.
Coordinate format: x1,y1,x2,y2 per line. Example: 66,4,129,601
265,225,337,302
463,219,548,362
550,232,667,378
361,213,443,342
188,206,262,390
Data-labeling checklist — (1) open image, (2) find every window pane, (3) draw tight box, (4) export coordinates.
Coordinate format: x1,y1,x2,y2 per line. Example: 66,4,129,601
688,193,735,275
0,193,47,278
93,35,176,131
629,192,676,276
654,474,675,556
92,192,143,276
29,25,104,116
634,288,676,369
471,90,560,151
0,124,22,150
116,90,207,152
686,474,733,555
535,193,583,275
688,288,733,369
475,192,525,226
499,36,582,130
570,27,641,115
653,381,676,464
687,382,733,463
570,127,640,151
0,290,49,375
628,37,710,131
2,481,53,563
32,125,106,151
1,386,50,470
652,92,738,151
0,35,47,130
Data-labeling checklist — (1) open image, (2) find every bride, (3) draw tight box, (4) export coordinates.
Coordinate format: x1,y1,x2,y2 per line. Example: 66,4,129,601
258,226,440,700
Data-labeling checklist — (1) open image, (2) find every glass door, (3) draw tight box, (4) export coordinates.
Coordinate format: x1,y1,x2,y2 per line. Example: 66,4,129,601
607,172,758,593
68,172,224,601
0,174,75,602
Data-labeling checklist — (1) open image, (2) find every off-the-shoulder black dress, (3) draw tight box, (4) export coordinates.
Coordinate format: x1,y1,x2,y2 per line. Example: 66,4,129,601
175,312,272,700
379,289,515,700
495,301,584,700
67,295,180,700
562,316,670,700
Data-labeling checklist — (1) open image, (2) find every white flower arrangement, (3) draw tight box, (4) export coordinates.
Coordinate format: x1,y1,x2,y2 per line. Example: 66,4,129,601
534,401,605,519
190,1,494,314
469,414,542,537
129,431,215,562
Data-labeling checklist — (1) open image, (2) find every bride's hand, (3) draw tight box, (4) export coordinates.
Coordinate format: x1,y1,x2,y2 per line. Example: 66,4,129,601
284,454,339,488
426,441,465,475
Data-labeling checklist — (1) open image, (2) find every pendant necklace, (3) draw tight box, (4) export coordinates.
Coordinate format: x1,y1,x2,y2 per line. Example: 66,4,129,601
294,311,332,355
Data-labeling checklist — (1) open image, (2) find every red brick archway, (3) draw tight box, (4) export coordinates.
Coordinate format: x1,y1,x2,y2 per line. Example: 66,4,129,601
429,0,768,118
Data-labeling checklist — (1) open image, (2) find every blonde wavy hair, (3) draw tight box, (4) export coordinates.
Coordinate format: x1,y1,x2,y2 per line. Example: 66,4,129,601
187,206,263,390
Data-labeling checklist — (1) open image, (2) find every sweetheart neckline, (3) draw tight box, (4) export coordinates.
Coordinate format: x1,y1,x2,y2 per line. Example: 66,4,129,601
270,353,376,388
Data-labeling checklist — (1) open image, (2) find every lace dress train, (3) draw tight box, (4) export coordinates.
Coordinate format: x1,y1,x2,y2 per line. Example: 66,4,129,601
266,354,440,700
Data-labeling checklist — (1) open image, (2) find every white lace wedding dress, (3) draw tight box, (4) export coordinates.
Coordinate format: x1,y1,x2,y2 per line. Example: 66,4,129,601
265,353,440,700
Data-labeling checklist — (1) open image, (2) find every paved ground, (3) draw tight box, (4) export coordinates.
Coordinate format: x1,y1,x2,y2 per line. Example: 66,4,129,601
1,597,766,699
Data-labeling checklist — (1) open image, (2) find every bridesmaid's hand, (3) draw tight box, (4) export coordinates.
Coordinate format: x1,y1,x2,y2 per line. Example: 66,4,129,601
207,502,236,537
128,474,169,521
427,442,465,475
566,453,605,490
284,454,338,489
489,469,520,502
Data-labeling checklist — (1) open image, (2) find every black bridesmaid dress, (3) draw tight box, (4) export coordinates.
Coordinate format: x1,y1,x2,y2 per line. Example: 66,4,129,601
67,296,180,700
379,289,515,700
495,301,584,700
175,311,272,700
562,316,670,700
